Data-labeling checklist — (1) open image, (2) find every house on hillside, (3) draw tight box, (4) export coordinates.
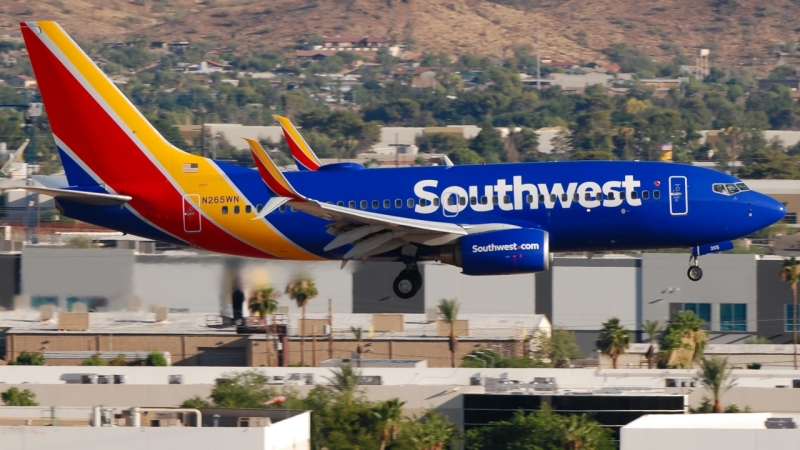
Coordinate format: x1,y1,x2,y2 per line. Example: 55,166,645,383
183,60,231,74
322,36,388,51
758,78,800,91
6,75,36,89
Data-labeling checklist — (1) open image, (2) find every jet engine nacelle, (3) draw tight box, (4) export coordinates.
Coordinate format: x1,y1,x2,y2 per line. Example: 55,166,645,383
439,228,550,276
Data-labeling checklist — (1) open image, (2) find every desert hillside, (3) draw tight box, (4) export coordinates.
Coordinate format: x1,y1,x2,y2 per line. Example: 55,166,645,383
0,0,795,67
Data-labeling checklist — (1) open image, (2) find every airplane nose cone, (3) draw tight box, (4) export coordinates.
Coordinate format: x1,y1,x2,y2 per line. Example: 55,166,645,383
752,194,785,228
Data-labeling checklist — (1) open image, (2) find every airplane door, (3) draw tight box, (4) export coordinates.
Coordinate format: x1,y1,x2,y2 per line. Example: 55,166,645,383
183,194,202,233
441,189,467,218
669,176,688,216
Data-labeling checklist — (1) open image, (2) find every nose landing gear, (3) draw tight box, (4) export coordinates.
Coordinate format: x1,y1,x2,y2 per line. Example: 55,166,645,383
393,263,422,299
687,255,703,281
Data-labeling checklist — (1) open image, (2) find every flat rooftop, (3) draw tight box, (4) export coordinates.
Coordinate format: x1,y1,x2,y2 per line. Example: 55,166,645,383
625,413,800,429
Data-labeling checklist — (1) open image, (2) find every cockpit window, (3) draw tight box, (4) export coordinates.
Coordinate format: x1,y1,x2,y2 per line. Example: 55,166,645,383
736,183,750,191
725,184,740,194
713,183,749,196
713,184,725,194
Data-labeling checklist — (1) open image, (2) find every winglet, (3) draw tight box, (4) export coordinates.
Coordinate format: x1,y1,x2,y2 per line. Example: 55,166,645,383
244,138,305,200
273,115,322,171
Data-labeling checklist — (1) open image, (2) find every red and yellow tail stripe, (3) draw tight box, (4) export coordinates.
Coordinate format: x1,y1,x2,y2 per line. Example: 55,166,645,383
21,21,320,260
274,115,321,171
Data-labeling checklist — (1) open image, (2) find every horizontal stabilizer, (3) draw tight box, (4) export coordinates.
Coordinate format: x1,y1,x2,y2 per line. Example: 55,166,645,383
24,187,132,206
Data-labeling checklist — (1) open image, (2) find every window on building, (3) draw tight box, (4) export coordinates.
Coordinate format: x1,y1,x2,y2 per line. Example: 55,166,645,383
31,296,58,309
720,303,746,331
785,212,797,225
786,304,800,332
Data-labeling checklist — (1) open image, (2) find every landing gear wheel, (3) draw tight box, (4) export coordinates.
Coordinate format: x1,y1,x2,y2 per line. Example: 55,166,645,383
393,267,422,299
687,265,703,281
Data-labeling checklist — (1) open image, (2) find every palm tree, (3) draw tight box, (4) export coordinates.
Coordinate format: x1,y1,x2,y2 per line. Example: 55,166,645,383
642,320,661,369
350,326,364,367
286,278,318,366
408,410,456,450
323,362,361,406
374,398,406,450
781,256,800,370
698,356,736,413
596,317,630,369
659,310,708,368
248,287,280,366
438,299,460,368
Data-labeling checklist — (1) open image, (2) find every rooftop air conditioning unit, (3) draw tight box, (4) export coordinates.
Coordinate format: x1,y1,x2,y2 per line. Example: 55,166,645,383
766,418,797,429
425,308,438,323
40,305,55,321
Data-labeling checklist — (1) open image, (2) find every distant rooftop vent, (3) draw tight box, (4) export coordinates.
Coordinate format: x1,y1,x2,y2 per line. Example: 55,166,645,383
766,418,797,429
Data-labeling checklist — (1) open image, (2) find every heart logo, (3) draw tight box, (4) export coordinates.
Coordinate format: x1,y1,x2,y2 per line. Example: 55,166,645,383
654,181,661,187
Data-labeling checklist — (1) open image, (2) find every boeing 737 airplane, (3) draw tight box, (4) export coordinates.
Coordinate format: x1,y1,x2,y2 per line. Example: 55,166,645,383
19,21,786,299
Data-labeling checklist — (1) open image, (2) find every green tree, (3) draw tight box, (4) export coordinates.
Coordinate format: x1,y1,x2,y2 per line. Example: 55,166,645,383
465,406,614,450
12,351,45,365
532,328,582,368
374,398,405,450
210,371,277,408
596,317,630,369
744,335,771,344
469,127,505,162
658,311,708,368
351,326,365,367
698,356,736,413
324,363,362,406
642,320,661,369
781,256,800,370
1,387,38,406
249,287,280,366
438,299,460,368
108,354,128,366
181,396,212,409
146,350,168,366
81,353,106,366
286,278,318,366
461,348,539,368
150,115,192,152
407,410,459,450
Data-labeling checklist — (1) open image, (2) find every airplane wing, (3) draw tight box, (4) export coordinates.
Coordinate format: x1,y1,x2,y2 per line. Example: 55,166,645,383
245,139,514,259
274,115,322,171
24,186,132,206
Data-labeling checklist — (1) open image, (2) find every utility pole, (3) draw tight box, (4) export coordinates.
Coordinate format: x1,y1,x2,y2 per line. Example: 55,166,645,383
536,17,541,92
328,299,333,360
312,326,317,367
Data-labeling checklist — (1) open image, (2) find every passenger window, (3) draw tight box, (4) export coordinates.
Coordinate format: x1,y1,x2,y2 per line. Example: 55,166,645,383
407,198,414,208
480,196,488,205
550,194,556,203
539,195,545,203
372,200,379,209
349,201,356,209
573,193,579,202
503,195,510,204
631,191,639,200
713,184,725,194
460,196,467,206
395,199,402,208
607,192,615,200
234,205,240,214
653,190,660,200
337,201,344,206
222,206,228,214
360,200,367,210
383,199,390,208
447,197,455,206
433,198,440,207
256,204,263,212
492,196,499,205
526,194,534,204
470,197,477,205
642,191,649,200
561,193,568,201
726,184,740,194
279,205,286,213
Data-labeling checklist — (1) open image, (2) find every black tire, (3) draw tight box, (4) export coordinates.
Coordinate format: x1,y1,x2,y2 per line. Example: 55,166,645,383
687,265,703,281
393,269,421,299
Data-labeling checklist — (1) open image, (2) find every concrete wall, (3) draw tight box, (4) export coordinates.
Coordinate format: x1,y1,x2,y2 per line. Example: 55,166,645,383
21,248,135,310
641,253,757,332
622,419,800,450
0,412,311,450
756,258,793,341
423,264,535,314
133,256,225,313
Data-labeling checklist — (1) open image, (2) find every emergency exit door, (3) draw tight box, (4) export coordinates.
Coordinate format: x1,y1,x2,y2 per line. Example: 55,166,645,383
183,194,202,233
669,176,688,216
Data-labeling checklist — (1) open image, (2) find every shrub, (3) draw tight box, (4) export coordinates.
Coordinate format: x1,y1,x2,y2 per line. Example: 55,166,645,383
12,351,45,365
82,353,106,366
2,387,38,406
146,350,168,366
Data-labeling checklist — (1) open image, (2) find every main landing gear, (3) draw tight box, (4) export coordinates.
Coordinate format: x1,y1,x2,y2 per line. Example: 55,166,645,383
687,255,703,281
393,263,422,299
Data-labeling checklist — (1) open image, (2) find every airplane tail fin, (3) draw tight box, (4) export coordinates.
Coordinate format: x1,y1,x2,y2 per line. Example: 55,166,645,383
20,21,186,188
273,115,321,171
245,138,305,201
